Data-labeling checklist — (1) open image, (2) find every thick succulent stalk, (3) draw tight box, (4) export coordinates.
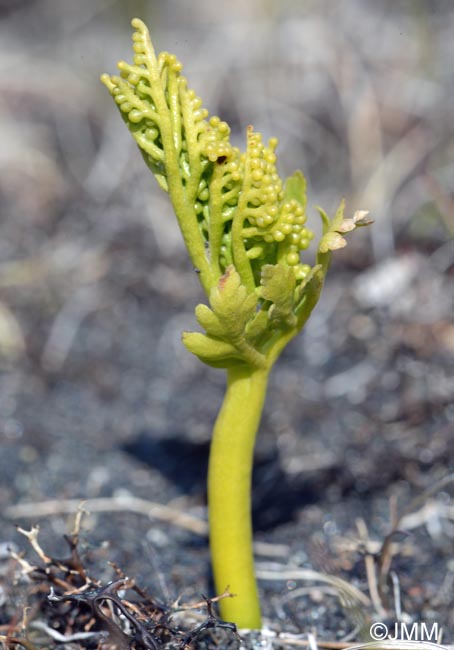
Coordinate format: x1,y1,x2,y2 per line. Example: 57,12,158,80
208,365,270,628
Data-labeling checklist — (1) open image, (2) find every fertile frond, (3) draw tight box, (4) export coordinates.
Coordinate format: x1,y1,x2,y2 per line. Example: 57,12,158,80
102,19,370,367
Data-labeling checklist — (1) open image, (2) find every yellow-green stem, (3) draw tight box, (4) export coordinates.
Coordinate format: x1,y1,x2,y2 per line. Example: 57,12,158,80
208,364,271,629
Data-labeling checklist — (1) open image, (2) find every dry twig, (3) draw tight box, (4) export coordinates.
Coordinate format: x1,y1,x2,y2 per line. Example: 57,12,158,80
6,496,208,536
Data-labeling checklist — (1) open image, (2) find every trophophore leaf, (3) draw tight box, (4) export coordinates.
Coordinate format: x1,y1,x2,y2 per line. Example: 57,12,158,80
259,264,297,328
182,267,266,369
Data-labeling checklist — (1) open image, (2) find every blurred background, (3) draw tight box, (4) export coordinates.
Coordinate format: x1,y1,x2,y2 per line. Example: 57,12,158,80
0,0,453,634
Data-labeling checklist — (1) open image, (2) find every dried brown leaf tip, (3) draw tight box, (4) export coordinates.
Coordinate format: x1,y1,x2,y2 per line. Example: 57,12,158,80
318,202,372,254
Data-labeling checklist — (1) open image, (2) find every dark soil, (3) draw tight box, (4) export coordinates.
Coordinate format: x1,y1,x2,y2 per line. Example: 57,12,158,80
1,224,452,648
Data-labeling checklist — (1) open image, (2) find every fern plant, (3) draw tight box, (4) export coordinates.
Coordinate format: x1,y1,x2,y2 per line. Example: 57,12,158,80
102,18,370,629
